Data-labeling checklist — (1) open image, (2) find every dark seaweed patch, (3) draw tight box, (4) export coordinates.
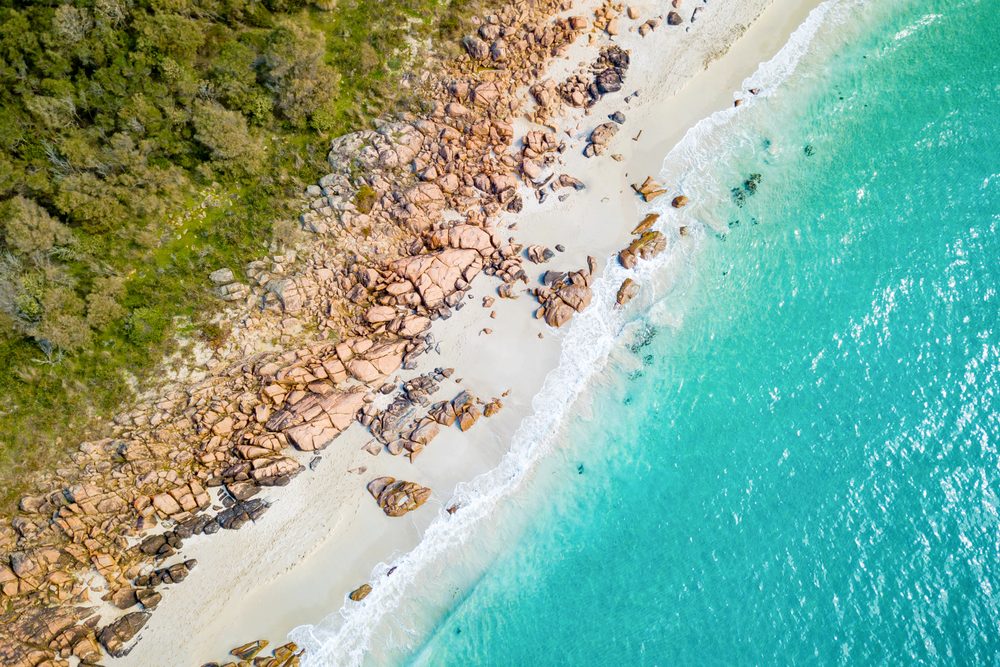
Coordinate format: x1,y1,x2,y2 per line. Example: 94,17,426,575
731,172,763,208
628,323,658,353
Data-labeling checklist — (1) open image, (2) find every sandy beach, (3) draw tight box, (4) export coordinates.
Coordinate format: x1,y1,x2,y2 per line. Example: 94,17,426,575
107,1,825,664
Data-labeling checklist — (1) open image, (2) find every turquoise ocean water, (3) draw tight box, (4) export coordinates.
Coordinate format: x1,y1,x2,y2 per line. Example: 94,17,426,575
294,1,999,663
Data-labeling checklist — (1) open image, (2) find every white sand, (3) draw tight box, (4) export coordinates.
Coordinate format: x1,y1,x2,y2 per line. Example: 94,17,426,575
117,1,822,663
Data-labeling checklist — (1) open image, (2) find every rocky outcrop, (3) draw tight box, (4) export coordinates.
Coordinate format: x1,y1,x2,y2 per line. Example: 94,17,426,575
428,390,484,432
267,388,367,452
358,368,453,458
0,606,102,665
618,231,667,269
533,257,596,327
366,477,432,517
585,121,619,157
98,611,150,657
218,640,302,667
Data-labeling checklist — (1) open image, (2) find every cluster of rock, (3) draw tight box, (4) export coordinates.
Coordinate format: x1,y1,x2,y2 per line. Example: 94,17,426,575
526,245,555,264
210,268,250,303
613,178,696,303
531,44,630,120
632,175,668,202
532,257,597,327
0,0,678,663
205,639,303,667
619,231,667,269
636,1,692,36
358,369,456,459
429,390,493,431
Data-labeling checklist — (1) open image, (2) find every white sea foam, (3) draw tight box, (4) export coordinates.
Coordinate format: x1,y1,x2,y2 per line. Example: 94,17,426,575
290,2,854,664
893,12,942,42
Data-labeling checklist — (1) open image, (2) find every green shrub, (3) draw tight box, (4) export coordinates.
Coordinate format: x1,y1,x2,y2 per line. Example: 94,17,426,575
1,196,72,255
37,287,91,352
86,276,126,330
353,184,377,213
125,307,170,346
192,101,267,175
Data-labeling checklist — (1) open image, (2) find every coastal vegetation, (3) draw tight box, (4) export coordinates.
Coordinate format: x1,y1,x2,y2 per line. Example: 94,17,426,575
0,0,476,510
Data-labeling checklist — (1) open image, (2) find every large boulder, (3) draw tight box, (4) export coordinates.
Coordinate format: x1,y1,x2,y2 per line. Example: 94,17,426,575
98,611,150,657
426,225,495,254
366,477,432,517
596,68,622,94
349,584,373,601
543,301,577,328
462,35,489,60
616,278,640,306
590,124,617,145
365,306,397,324
391,314,431,338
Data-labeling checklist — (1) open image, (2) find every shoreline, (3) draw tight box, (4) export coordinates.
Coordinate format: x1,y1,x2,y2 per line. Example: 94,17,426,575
119,1,824,664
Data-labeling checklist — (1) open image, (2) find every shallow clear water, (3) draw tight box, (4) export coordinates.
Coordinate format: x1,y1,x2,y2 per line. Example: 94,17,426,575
399,0,1000,664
